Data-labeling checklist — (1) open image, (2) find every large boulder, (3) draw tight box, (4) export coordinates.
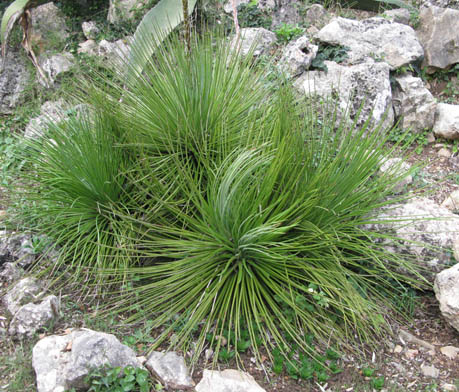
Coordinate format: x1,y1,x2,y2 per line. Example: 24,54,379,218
108,0,147,23
25,100,67,139
316,17,424,70
38,52,75,87
434,263,459,332
278,35,318,77
271,0,302,29
145,351,194,389
0,51,29,114
230,28,277,58
2,277,43,317
392,73,437,133
417,6,459,70
294,59,394,128
365,198,459,281
33,329,142,392
196,369,266,392
30,2,69,43
8,295,59,338
433,103,459,140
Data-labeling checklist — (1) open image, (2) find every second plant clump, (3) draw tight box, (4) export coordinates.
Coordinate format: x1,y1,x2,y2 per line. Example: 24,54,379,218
16,32,425,366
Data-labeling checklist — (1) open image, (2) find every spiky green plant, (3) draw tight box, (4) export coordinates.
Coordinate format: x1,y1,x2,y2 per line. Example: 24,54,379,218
18,32,426,364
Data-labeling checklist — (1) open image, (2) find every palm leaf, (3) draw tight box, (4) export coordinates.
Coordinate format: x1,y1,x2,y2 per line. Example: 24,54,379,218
125,0,197,83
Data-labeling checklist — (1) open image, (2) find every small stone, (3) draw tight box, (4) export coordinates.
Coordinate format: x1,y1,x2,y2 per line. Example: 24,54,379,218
205,349,214,360
420,364,440,378
405,349,418,359
77,39,98,56
196,369,266,392
440,345,459,359
393,345,403,353
82,21,99,40
438,148,452,158
442,383,457,392
441,190,459,212
399,330,435,351
145,352,194,390
426,133,436,143
433,103,459,140
2,277,43,316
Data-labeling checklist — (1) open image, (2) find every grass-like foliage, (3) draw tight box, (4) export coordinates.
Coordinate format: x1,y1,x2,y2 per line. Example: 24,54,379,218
18,31,425,363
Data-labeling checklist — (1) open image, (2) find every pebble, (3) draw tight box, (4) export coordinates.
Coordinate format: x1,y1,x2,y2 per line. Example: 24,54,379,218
440,345,459,360
420,364,440,378
405,349,418,359
393,345,403,353
438,148,452,158
442,384,457,392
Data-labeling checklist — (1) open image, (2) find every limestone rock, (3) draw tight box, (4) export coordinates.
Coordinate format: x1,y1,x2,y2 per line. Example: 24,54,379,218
38,52,75,87
0,262,24,284
433,103,459,140
365,198,459,280
196,369,266,392
379,158,413,193
440,345,459,359
417,6,459,70
30,2,68,42
392,73,437,133
420,364,440,378
98,37,132,67
0,50,29,114
271,0,302,29
279,35,318,77
231,28,277,58
294,59,394,128
82,21,100,40
441,190,459,211
25,100,67,139
108,0,147,23
77,39,98,56
33,329,142,392
305,4,330,28
9,295,59,338
316,17,424,70
2,277,43,317
382,8,411,24
0,231,35,268
434,263,459,332
145,351,194,389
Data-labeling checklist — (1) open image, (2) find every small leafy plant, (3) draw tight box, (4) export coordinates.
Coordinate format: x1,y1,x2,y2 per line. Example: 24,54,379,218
274,23,304,43
65,365,151,392
310,43,349,72
237,1,271,29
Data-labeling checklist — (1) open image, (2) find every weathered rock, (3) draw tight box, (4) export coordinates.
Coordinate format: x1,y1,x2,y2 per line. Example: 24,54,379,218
98,37,132,66
231,28,277,58
2,277,43,316
33,329,142,392
305,4,330,28
398,329,435,350
392,73,437,133
77,39,98,56
0,231,35,268
441,190,459,211
145,351,194,390
278,35,318,77
82,21,100,40
38,52,75,86
30,2,68,42
9,295,59,338
420,364,440,378
294,59,394,128
224,0,274,13
0,262,24,284
365,198,459,280
271,0,302,29
196,369,266,392
417,6,459,70
25,100,67,139
382,8,411,24
0,50,30,114
316,17,423,70
433,103,459,140
440,345,459,359
421,0,459,9
434,263,459,332
108,0,147,23
379,158,413,193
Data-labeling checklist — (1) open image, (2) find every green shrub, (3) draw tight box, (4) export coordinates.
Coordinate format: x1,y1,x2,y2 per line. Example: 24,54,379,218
20,32,425,365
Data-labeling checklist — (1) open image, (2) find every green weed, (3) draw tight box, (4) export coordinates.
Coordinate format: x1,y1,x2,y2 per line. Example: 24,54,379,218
274,23,304,44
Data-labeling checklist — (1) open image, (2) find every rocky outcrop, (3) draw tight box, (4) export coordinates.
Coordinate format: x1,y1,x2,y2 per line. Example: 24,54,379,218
25,100,67,139
145,351,194,389
433,103,459,140
108,0,147,23
33,329,142,392
392,73,437,133
2,277,43,317
196,369,266,392
417,6,459,70
30,2,69,42
434,263,459,332
82,21,100,40
316,17,424,70
0,51,29,114
294,59,394,128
